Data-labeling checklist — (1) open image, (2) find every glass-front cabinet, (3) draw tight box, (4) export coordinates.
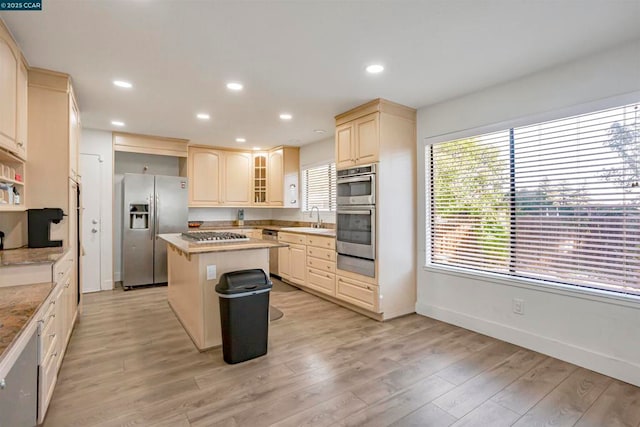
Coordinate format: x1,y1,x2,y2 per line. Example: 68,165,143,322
253,152,267,204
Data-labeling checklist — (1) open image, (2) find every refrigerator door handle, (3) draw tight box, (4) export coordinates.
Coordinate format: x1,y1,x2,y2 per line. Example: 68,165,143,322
149,193,154,240
155,195,160,238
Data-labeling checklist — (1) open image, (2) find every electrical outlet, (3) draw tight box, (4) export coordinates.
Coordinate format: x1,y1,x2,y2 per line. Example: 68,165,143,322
512,298,525,315
206,265,217,281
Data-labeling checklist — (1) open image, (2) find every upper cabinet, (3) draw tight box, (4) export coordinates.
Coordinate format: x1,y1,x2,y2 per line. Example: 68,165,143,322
222,151,252,206
336,113,379,168
268,146,299,207
69,93,80,181
15,60,28,160
253,152,268,205
189,147,222,206
335,99,416,169
0,27,20,158
187,145,299,208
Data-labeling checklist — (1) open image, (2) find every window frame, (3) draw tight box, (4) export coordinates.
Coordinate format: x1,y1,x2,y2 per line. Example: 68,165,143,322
422,96,640,303
301,161,337,213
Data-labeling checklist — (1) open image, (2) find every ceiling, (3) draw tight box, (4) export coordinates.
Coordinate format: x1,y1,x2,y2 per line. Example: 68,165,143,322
2,1,640,149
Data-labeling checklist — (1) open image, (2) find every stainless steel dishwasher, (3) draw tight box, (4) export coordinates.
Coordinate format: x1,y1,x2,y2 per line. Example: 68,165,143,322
261,229,279,276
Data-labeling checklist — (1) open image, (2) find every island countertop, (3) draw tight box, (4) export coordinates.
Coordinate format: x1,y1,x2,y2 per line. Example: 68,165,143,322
158,233,288,254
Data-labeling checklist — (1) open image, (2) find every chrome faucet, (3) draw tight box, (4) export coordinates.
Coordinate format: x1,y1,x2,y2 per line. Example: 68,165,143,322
310,206,322,228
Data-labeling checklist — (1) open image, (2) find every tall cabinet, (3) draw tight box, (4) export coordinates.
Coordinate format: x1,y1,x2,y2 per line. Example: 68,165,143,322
335,98,417,320
26,67,81,320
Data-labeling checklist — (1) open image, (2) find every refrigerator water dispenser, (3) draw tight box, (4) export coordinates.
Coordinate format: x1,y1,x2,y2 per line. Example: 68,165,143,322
129,204,149,229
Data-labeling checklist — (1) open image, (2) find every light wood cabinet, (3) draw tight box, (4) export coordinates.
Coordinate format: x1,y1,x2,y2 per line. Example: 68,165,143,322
267,146,299,207
0,38,17,155
69,95,80,180
253,152,268,204
278,246,290,279
289,243,306,285
188,145,299,208
335,112,379,168
336,275,380,312
335,98,417,320
189,147,221,206
222,151,252,205
278,232,306,285
15,60,27,160
305,234,336,297
38,251,77,424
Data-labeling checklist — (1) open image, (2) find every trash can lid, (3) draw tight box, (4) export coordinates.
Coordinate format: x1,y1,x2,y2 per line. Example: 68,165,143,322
215,269,272,295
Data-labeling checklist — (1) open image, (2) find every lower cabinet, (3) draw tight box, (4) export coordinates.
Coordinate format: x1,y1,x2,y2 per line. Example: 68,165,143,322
336,275,380,313
278,232,306,286
37,251,77,423
305,235,336,297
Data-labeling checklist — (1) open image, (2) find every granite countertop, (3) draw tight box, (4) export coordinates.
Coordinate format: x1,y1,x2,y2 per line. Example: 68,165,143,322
194,224,336,237
0,282,53,360
159,234,288,254
0,246,69,267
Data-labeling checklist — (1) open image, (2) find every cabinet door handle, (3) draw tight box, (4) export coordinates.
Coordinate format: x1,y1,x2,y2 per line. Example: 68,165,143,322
17,141,24,147
0,378,5,389
49,333,56,338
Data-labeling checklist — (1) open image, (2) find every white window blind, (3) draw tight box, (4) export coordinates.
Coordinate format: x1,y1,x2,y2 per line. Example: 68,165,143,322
302,163,337,212
429,102,640,296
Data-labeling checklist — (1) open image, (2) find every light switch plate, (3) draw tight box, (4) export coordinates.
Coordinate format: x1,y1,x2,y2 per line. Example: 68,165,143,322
206,265,217,281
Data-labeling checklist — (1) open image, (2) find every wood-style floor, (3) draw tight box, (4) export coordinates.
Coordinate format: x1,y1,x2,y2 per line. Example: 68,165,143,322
44,281,640,427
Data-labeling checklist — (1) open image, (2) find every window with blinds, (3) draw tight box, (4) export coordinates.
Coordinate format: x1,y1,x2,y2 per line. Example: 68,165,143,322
428,102,639,296
302,163,337,212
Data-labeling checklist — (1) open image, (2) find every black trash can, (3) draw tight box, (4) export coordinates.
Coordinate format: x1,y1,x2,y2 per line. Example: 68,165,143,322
215,269,272,364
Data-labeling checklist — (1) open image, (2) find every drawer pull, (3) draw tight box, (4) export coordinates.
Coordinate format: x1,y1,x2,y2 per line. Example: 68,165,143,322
49,333,56,338
50,314,56,319
0,379,5,389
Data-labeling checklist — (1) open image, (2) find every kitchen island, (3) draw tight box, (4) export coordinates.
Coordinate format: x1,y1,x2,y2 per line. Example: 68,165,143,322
158,233,286,351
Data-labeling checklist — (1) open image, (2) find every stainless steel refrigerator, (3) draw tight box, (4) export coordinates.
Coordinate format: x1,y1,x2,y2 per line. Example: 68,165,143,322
122,174,188,289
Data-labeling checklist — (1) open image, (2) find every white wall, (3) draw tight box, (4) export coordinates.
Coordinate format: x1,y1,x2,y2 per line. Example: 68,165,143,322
80,129,114,291
114,151,180,281
416,39,640,386
271,137,337,224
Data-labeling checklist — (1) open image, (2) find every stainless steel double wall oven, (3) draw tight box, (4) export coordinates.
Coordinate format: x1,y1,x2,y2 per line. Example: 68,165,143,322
336,164,376,277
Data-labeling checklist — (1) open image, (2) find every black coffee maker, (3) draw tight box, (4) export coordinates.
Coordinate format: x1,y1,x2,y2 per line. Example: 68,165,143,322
27,208,65,248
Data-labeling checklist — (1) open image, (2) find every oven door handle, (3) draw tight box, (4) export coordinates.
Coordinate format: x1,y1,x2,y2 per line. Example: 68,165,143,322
337,209,372,215
337,176,372,185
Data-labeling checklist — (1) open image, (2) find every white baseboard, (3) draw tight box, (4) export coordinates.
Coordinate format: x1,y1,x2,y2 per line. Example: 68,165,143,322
114,272,121,282
416,301,640,387
102,279,114,291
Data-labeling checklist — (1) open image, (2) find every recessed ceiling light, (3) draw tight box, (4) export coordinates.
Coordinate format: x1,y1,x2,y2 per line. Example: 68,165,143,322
252,147,261,151
365,64,384,74
196,113,210,120
279,113,292,120
313,129,326,134
226,82,243,91
113,80,132,88
111,120,125,127
235,138,246,143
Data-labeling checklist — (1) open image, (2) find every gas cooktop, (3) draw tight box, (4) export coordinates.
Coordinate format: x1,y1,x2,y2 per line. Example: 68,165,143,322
181,231,250,243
